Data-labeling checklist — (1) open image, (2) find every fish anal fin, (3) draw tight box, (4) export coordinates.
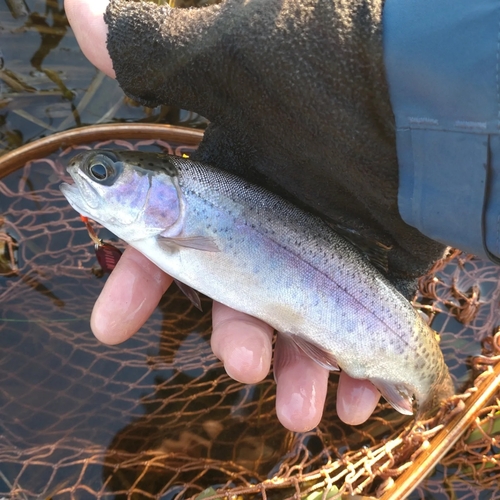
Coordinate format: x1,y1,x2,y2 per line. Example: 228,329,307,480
158,235,220,252
372,379,414,415
273,333,301,380
174,279,203,311
290,334,340,371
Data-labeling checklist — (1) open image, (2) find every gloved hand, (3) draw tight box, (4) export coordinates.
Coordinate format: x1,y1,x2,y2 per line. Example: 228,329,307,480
64,0,445,431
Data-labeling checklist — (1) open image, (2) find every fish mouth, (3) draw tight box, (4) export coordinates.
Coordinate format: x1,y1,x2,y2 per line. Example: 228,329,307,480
60,180,94,219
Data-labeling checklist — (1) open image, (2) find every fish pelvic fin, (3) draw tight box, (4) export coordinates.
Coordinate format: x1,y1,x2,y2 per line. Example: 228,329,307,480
290,333,340,371
371,379,414,415
173,279,203,311
158,234,220,252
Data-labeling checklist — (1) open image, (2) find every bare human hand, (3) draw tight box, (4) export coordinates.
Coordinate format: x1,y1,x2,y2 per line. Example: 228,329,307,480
64,0,381,432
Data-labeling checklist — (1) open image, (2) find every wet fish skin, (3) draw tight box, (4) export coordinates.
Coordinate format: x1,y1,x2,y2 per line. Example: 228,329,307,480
60,149,454,417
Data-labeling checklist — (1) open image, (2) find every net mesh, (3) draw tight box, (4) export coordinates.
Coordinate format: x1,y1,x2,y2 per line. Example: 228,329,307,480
0,137,499,500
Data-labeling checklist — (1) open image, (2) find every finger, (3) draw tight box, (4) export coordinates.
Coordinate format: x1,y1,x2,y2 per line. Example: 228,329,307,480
91,247,172,344
336,371,380,425
274,334,329,432
64,0,115,78
211,301,274,384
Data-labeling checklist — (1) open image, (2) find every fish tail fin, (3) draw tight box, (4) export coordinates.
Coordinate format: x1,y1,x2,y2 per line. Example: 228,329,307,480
416,368,455,418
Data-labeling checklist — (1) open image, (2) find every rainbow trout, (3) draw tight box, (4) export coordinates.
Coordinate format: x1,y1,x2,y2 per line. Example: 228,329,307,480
60,150,454,416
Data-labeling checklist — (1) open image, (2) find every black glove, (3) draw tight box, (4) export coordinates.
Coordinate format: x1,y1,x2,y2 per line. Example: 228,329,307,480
104,0,446,298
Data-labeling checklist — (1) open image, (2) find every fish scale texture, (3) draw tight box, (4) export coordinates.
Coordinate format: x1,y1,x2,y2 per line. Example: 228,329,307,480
104,0,446,297
62,149,453,413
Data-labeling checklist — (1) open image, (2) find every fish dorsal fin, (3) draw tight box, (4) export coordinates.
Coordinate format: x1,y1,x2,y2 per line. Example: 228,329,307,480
327,222,392,273
158,235,220,252
361,240,392,274
290,334,340,371
371,378,414,415
173,279,203,311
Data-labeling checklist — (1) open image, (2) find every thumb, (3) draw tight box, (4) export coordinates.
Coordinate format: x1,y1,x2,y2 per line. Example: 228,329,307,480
104,0,225,114
65,0,115,78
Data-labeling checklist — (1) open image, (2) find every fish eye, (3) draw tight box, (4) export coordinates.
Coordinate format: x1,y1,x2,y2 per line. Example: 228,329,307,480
89,163,108,180
87,156,117,182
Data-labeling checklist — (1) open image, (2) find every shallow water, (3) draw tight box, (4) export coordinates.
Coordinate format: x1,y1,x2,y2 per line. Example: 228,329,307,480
0,0,207,155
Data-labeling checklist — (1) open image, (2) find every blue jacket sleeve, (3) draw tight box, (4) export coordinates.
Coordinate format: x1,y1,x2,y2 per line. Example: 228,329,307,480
383,0,500,263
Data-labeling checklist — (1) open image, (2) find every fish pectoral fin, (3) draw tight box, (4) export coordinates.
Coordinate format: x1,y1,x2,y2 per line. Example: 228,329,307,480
290,334,340,371
174,279,203,311
158,235,220,252
372,379,414,415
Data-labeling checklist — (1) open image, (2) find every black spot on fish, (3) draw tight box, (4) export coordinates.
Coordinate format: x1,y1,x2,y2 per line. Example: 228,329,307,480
110,151,180,177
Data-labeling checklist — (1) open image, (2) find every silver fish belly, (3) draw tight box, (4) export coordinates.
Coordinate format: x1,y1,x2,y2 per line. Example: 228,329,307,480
60,150,454,416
